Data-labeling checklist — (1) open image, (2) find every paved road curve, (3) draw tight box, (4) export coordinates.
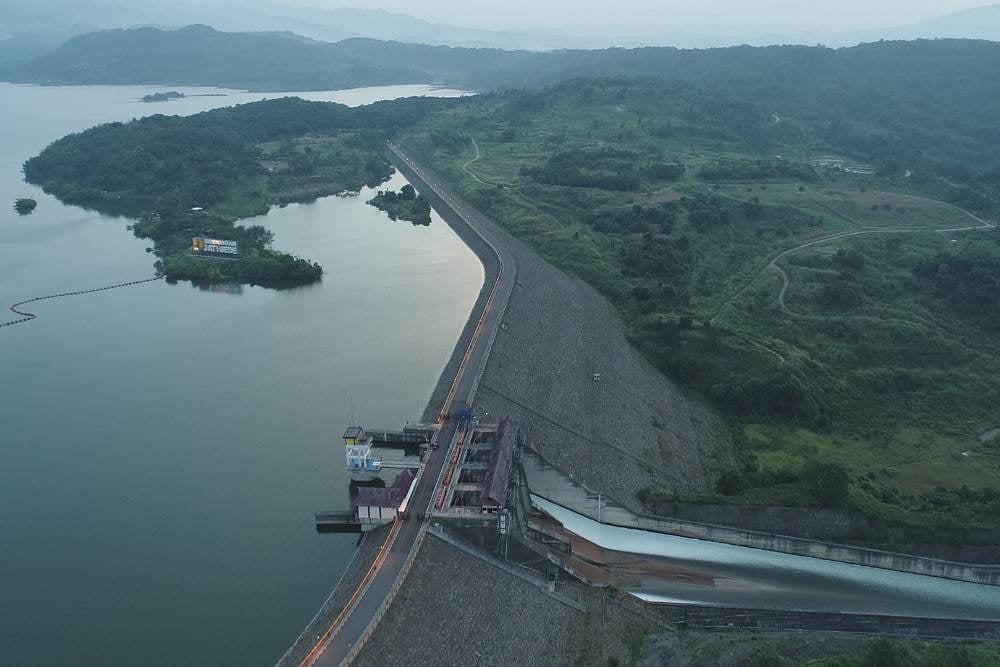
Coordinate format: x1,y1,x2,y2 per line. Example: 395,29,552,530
302,144,516,667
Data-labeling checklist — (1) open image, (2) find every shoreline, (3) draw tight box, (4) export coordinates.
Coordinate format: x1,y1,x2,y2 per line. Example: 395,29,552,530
276,147,509,666
388,153,503,424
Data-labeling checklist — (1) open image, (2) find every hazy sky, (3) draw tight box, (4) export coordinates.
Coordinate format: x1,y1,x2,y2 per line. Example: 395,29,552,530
278,0,992,35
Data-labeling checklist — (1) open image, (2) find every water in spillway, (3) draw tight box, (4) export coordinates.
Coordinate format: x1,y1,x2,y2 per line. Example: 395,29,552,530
533,496,1000,621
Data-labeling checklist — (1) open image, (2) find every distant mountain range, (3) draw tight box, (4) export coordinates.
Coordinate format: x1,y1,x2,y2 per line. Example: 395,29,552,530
5,23,1000,109
0,0,604,53
697,3,1000,49
0,25,436,90
0,24,99,67
2,0,1000,57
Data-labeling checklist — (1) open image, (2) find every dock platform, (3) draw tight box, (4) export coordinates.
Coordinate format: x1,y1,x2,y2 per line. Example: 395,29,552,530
366,424,436,446
315,511,362,533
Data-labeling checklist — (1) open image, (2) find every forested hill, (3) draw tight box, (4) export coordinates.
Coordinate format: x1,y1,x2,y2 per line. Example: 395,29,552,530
7,25,1000,121
0,25,431,91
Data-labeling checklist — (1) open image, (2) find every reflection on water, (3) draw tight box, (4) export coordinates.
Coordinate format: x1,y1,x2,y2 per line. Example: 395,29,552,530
197,281,245,295
532,496,1000,621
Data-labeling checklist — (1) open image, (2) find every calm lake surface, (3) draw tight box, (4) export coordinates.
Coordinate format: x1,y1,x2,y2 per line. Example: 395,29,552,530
0,84,482,665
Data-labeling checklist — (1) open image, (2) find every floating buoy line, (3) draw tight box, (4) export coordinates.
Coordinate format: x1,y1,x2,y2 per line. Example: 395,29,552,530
2,274,165,328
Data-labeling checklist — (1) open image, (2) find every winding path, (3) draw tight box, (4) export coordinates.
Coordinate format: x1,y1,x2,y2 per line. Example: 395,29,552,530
769,204,995,318
461,136,491,186
710,194,995,362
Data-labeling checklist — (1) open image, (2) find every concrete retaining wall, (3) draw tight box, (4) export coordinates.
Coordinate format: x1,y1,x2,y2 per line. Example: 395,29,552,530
648,603,1000,640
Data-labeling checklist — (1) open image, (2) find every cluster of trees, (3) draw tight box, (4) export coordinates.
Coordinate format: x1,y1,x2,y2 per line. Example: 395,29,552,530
684,194,736,228
142,91,184,103
914,234,1000,330
715,460,850,507
368,184,432,225
522,147,642,191
162,250,321,286
133,210,322,286
707,362,828,423
588,203,677,235
817,279,866,310
621,234,687,283
24,115,262,209
14,198,36,215
429,129,469,154
648,161,686,181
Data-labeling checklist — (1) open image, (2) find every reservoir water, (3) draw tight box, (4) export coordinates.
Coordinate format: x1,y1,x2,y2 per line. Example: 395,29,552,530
0,84,482,665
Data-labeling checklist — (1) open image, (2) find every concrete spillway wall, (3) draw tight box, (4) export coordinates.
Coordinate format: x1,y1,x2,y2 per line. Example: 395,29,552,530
649,603,1000,640
524,450,1000,587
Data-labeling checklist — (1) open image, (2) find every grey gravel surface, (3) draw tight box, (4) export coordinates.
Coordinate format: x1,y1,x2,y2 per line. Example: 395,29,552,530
355,534,580,666
476,245,727,508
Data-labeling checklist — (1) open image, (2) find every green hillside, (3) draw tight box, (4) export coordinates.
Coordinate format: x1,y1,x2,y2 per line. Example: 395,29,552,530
1,25,429,90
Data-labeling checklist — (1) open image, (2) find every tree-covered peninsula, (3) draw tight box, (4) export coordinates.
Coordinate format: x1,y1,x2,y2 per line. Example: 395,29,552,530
23,96,456,285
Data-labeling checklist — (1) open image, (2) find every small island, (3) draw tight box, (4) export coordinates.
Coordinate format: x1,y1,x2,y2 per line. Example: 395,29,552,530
134,209,322,286
369,184,432,226
143,91,185,103
14,198,37,215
